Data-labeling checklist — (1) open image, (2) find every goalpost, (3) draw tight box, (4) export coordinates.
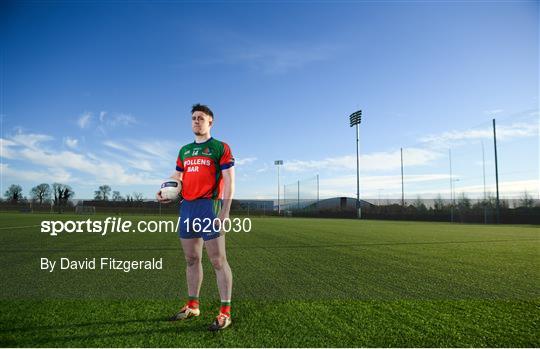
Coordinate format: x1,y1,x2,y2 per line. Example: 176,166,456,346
75,206,96,215
283,175,320,212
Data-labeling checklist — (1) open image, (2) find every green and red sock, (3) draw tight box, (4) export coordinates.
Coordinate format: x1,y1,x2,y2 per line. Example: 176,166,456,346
187,296,199,309
220,300,231,317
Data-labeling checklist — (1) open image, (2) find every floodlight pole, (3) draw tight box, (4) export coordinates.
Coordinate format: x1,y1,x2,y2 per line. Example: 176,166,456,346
492,119,500,224
277,162,281,214
482,141,487,224
297,180,300,210
274,160,283,214
356,123,360,217
449,148,454,223
400,148,405,207
349,110,362,219
452,178,460,206
283,184,286,211
316,174,319,204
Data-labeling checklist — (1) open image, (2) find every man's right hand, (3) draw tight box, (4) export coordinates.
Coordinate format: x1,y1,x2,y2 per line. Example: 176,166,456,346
156,190,172,204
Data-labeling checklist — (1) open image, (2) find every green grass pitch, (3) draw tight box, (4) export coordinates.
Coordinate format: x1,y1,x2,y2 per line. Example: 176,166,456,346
0,212,538,347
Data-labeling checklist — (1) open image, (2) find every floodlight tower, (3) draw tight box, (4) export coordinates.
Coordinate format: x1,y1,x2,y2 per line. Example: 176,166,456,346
492,119,500,224
274,160,283,214
349,110,362,219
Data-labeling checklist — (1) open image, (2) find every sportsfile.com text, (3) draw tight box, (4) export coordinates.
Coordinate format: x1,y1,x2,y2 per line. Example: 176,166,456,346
40,217,252,236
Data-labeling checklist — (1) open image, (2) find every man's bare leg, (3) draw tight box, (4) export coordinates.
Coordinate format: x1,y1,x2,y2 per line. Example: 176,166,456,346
205,235,233,330
170,237,204,321
205,235,232,301
180,237,204,296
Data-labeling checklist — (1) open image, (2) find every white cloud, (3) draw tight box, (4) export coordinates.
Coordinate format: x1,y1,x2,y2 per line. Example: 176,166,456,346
79,111,137,134
319,173,449,195
0,138,17,159
3,131,163,187
11,132,53,149
256,163,269,173
131,140,177,161
448,179,539,198
64,137,78,149
103,140,131,152
420,122,538,146
314,174,538,199
107,113,137,127
103,139,177,174
234,175,539,201
126,159,154,172
483,109,504,115
0,163,73,184
234,45,334,74
77,112,92,129
236,157,257,166
203,33,339,74
86,152,100,162
283,148,441,173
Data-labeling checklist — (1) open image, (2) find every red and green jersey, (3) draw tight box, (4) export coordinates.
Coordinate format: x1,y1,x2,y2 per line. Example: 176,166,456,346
176,137,234,201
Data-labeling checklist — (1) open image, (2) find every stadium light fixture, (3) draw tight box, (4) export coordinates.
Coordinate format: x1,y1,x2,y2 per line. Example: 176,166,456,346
349,110,362,219
274,160,283,214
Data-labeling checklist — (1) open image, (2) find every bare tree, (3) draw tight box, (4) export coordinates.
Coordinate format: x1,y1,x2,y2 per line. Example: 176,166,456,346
133,192,144,202
413,196,427,211
457,193,471,211
433,194,445,211
94,185,112,201
112,191,123,201
30,183,51,205
4,184,23,203
53,183,75,211
518,191,534,208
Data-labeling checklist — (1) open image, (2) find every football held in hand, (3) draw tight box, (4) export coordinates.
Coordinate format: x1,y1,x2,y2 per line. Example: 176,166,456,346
160,179,181,201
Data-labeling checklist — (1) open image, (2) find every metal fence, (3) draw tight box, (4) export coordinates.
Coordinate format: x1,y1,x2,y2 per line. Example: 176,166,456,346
1,196,538,224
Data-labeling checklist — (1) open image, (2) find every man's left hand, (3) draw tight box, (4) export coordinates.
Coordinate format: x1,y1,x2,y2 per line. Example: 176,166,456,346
215,210,229,234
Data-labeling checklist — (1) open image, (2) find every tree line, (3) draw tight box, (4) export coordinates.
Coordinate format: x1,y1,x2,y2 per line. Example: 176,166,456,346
360,191,539,224
3,183,145,205
92,185,144,202
3,183,74,207
413,191,537,211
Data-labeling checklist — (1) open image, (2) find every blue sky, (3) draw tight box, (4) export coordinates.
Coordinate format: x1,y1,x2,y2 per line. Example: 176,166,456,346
1,1,538,202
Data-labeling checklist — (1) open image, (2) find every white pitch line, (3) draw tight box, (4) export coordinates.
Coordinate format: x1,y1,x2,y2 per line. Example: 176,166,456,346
0,225,41,230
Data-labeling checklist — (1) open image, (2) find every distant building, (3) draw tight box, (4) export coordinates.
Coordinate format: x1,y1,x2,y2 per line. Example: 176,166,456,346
313,197,374,210
233,199,274,212
280,197,374,211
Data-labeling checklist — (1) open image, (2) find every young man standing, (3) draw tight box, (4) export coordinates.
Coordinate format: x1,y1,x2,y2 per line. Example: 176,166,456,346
157,104,235,331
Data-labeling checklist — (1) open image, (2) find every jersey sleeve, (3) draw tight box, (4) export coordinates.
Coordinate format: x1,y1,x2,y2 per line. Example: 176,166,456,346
176,147,184,172
220,142,235,170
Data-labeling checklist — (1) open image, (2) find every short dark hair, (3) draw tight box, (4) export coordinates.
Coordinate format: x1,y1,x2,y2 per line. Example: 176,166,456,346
191,103,214,119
